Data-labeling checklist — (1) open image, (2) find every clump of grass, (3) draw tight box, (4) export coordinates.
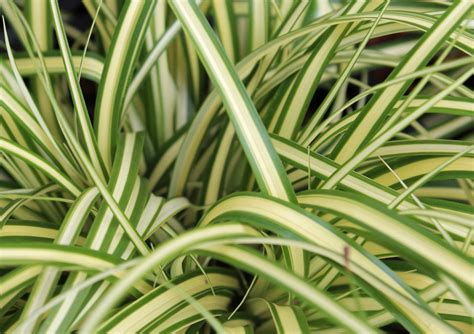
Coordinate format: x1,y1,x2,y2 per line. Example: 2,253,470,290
1,0,473,332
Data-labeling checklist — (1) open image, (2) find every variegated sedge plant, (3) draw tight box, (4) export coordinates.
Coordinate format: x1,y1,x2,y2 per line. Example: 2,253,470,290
0,0,473,332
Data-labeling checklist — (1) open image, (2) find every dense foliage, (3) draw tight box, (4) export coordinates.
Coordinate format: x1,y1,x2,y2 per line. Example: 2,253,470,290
1,0,473,332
